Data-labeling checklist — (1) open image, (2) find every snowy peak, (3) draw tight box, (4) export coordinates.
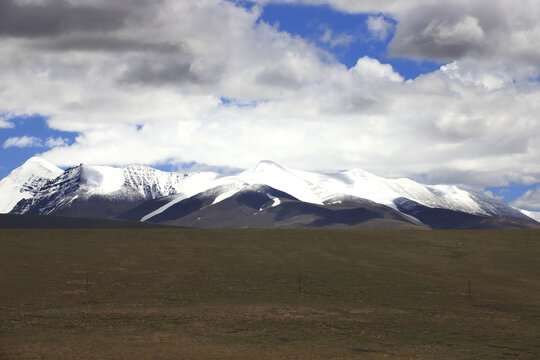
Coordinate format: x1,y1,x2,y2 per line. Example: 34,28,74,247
0,157,63,213
253,160,288,171
204,160,532,222
235,161,328,204
134,159,534,223
23,157,63,174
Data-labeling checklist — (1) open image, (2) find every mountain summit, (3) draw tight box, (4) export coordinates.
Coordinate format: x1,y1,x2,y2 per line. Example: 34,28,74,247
0,157,63,213
1,157,537,229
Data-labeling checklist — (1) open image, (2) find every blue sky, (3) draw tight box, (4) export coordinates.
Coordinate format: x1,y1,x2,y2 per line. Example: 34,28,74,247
257,3,441,79
1,0,540,210
0,115,76,175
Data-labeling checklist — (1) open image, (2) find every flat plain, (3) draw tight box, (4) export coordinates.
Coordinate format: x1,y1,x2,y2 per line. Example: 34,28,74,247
1,228,539,359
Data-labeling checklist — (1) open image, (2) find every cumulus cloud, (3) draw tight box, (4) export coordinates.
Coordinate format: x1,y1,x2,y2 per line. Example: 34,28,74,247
366,15,393,41
351,56,403,82
0,0,136,38
258,0,540,69
0,0,540,190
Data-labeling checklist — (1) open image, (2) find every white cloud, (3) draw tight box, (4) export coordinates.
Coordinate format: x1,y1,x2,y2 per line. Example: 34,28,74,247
2,135,69,149
259,0,540,68
352,56,403,82
511,187,540,211
385,0,540,66
0,119,14,129
366,15,393,41
319,27,355,47
483,190,505,201
253,0,432,14
0,114,14,128
3,136,42,148
423,16,484,46
0,0,540,190
45,137,69,148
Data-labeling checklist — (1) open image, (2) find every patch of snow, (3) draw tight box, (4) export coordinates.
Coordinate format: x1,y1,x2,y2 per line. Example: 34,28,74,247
402,213,423,224
141,194,184,222
266,193,281,207
81,165,125,194
212,189,241,205
140,172,226,221
258,193,281,212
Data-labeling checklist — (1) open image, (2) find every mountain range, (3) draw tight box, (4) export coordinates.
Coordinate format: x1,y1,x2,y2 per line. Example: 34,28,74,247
0,157,538,229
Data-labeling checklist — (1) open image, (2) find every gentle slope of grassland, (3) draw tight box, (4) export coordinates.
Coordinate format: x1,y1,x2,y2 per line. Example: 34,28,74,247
1,229,539,359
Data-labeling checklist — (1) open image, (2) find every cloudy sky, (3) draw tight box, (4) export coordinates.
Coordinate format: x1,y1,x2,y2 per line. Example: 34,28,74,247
1,0,540,210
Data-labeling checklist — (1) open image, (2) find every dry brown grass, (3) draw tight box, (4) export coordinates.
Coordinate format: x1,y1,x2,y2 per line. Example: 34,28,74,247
1,229,540,359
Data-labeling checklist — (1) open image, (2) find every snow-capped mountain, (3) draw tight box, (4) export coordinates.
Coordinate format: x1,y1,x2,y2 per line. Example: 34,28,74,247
139,160,531,223
8,159,219,217
0,157,63,213
1,157,537,228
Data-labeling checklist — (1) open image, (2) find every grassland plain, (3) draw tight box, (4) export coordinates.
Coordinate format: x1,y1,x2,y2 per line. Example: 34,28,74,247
1,229,539,359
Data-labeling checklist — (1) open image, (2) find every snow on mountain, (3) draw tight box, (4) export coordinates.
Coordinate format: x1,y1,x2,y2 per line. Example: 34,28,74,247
141,161,318,221
235,161,328,203
80,165,125,194
121,165,219,200
1,157,532,224
142,160,528,222
141,178,247,221
517,208,540,222
77,163,220,200
0,157,63,213
193,161,500,213
12,165,84,215
265,193,281,208
7,159,220,216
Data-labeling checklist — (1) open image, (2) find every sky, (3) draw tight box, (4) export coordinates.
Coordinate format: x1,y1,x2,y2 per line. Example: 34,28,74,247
1,0,540,211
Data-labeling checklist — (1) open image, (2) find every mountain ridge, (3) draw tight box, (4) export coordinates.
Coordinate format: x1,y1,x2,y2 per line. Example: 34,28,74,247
1,157,538,229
